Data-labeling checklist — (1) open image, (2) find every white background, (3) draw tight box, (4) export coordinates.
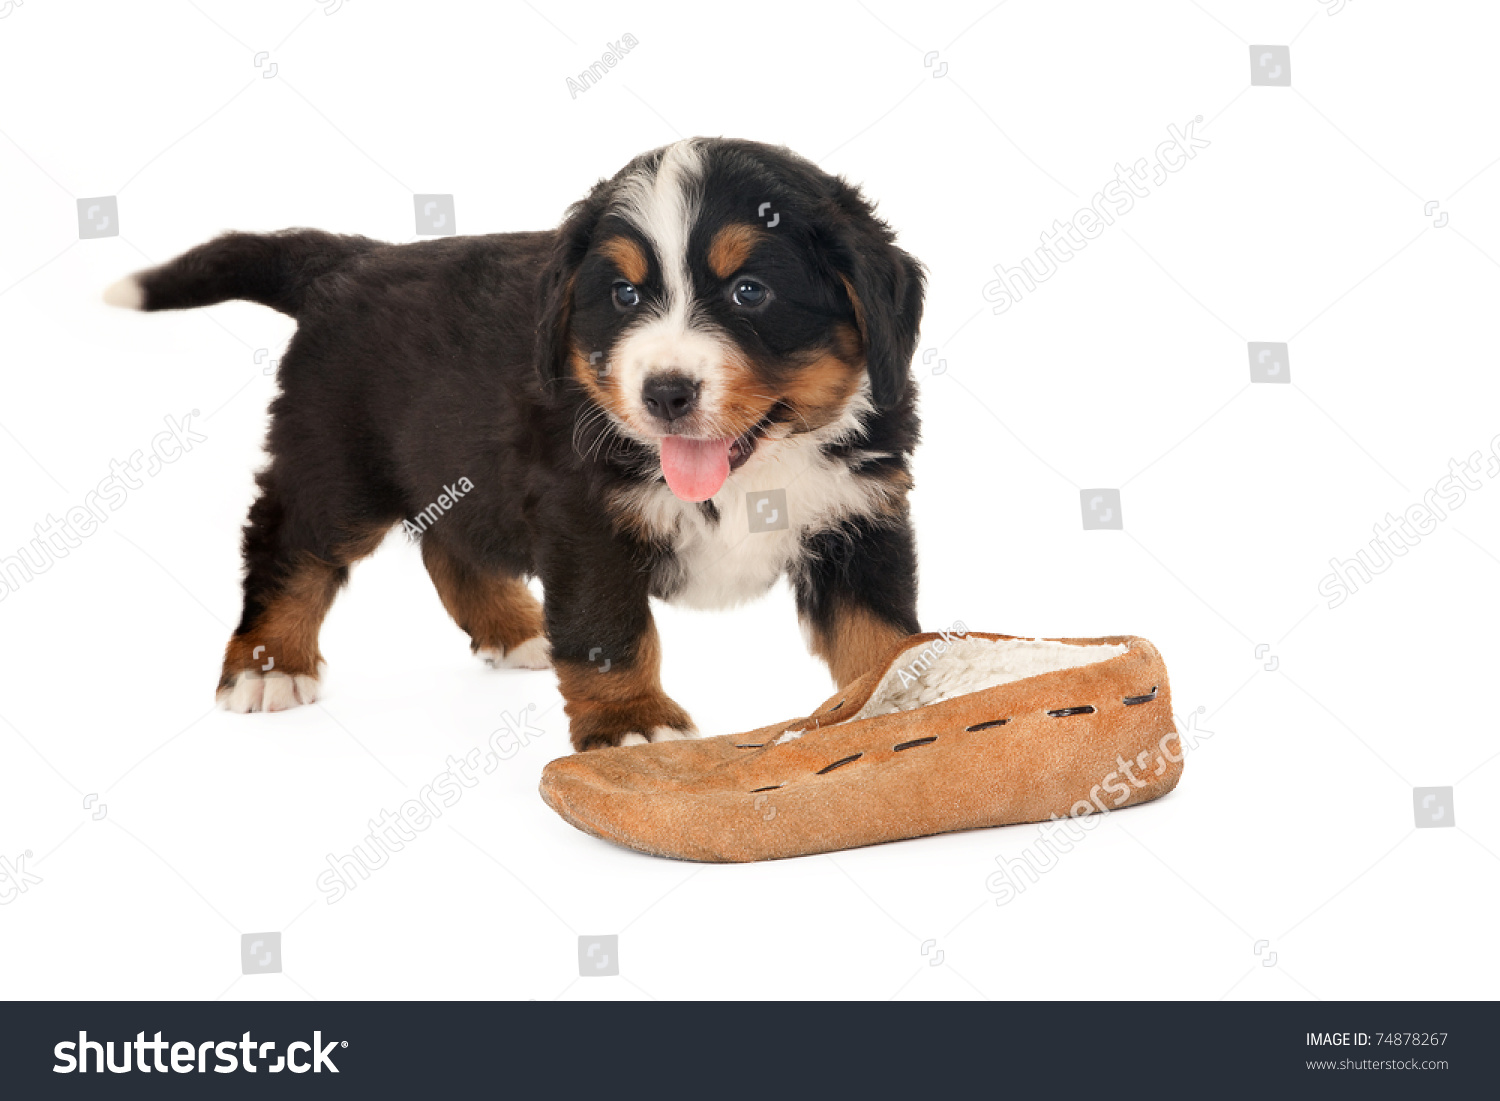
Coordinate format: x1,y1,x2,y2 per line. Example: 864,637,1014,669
2,0,1498,1001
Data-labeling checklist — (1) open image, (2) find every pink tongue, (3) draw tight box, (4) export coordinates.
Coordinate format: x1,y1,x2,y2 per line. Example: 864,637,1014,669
659,437,732,502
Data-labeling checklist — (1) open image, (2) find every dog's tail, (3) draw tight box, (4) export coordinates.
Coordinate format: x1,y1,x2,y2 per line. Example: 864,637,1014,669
103,229,378,318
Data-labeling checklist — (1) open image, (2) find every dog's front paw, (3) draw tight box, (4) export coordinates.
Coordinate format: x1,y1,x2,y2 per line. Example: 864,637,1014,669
618,726,700,747
567,697,698,752
217,669,321,713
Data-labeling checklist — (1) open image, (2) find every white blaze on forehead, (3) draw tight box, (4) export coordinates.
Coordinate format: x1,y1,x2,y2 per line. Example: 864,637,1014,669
610,139,734,427
615,139,705,331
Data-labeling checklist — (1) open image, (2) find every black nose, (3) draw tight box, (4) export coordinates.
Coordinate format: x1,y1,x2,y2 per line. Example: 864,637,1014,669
641,376,700,423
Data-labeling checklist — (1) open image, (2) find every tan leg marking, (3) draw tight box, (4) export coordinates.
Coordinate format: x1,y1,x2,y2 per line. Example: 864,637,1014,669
810,603,911,688
422,540,545,658
220,555,339,684
553,620,694,751
218,527,388,711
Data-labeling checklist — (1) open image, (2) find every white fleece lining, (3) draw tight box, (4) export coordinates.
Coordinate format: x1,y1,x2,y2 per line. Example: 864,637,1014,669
777,636,1128,743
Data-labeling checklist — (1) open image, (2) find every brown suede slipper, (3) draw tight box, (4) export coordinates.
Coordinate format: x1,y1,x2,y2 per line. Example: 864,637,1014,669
539,630,1183,862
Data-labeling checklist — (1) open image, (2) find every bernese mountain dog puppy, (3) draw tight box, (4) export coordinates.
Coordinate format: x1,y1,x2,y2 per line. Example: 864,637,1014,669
105,137,925,751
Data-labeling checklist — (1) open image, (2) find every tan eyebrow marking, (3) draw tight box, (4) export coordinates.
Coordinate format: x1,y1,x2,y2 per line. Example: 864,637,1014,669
598,236,649,285
708,223,763,279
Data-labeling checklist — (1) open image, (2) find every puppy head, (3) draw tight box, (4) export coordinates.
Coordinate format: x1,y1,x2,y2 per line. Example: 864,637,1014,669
536,138,925,502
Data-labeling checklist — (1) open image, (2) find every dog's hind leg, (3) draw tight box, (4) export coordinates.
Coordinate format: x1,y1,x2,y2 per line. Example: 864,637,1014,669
421,539,550,670
217,474,389,712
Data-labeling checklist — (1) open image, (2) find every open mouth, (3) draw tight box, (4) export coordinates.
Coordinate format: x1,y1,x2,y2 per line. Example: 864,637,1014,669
657,416,773,503
728,415,773,471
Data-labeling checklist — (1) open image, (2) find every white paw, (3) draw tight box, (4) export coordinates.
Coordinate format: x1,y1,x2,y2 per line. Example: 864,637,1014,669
477,636,551,670
648,725,699,743
618,726,700,748
217,670,321,713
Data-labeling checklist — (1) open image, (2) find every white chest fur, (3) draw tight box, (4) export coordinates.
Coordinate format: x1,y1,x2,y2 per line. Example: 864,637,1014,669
620,430,894,611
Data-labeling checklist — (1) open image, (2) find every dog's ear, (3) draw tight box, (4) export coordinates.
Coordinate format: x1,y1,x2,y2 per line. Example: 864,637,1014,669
535,189,606,388
828,193,926,411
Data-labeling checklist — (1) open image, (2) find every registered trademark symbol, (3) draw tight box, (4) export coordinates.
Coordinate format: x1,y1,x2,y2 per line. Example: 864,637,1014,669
341,1041,348,1048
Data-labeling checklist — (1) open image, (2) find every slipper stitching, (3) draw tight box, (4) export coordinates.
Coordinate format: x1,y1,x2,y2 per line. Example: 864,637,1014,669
815,753,864,775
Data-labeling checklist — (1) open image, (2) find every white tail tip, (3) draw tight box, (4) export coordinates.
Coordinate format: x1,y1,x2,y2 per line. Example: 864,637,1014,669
103,276,144,310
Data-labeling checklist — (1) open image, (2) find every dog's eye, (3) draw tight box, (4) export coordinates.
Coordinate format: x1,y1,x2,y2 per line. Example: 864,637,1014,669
612,281,640,309
732,279,769,308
